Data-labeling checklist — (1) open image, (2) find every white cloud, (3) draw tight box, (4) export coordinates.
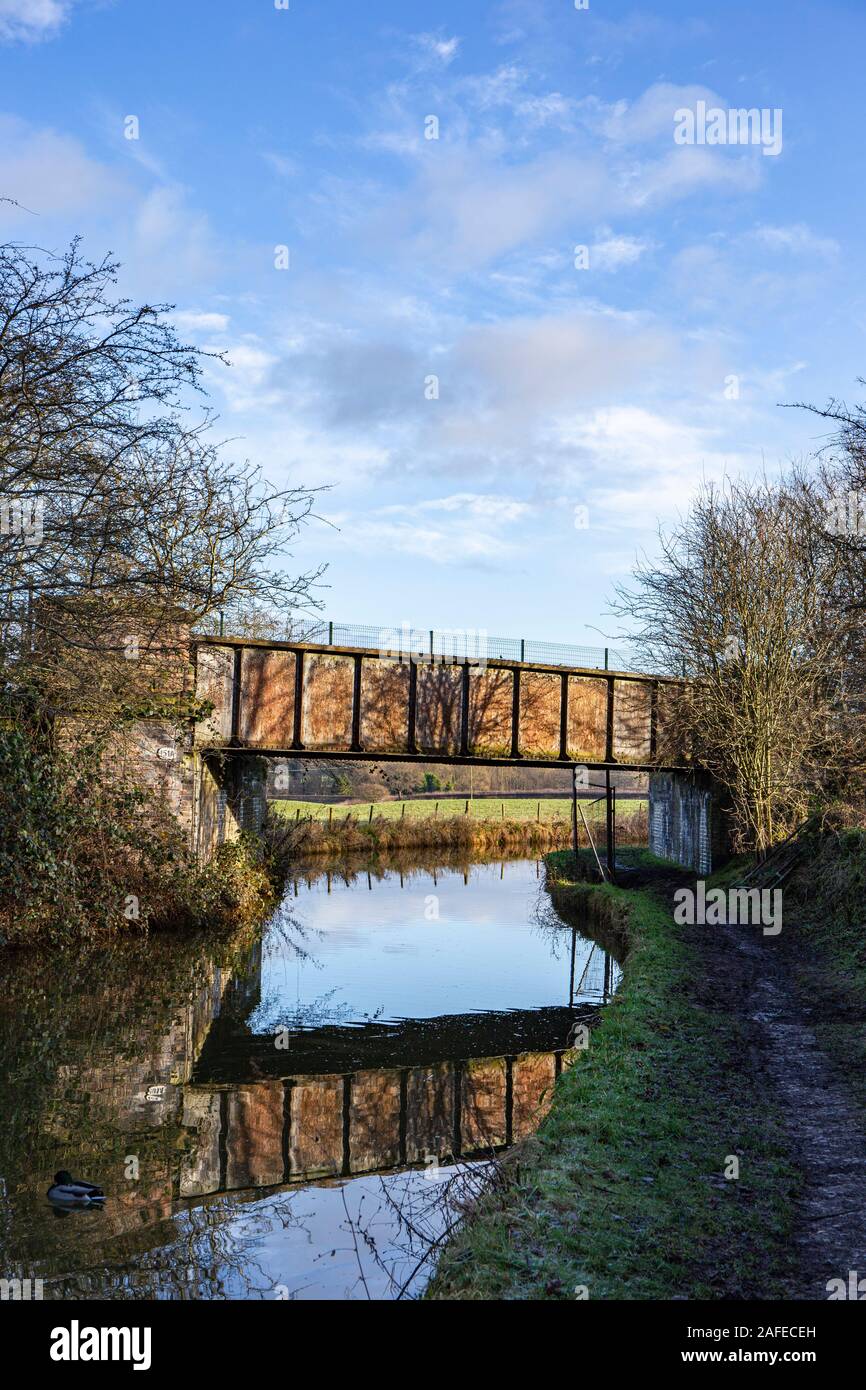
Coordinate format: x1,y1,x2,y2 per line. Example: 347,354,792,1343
0,115,124,220
380,493,533,524
0,0,71,42
751,223,839,259
590,231,650,271
461,63,526,110
366,90,766,273
412,32,461,66
669,224,838,318
129,184,217,286
452,308,678,416
207,338,281,412
172,309,231,335
329,492,528,567
626,145,762,210
262,151,299,179
388,149,614,271
515,92,577,129
556,406,752,526
594,83,718,144
254,303,684,465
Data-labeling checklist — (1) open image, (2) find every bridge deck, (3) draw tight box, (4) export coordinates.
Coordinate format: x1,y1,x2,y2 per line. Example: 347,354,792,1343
194,637,681,771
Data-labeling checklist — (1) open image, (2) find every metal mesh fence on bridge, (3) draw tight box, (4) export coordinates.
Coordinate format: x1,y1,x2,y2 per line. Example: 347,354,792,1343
197,614,662,675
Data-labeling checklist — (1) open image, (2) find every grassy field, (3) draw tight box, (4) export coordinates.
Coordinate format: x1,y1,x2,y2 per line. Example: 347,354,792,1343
269,796,647,826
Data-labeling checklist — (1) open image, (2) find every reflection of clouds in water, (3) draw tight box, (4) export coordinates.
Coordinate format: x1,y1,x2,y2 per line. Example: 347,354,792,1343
248,902,333,1031
257,859,579,1026
60,1161,497,1301
55,1198,285,1300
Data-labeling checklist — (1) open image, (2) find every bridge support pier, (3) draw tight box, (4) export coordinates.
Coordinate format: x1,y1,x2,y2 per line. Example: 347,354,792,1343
648,771,731,874
194,753,267,861
128,721,267,861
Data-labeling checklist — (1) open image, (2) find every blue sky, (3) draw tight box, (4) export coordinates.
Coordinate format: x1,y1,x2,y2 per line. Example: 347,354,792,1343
1,0,864,646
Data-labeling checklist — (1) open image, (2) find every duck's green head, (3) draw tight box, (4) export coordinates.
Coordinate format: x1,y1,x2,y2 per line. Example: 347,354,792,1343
54,1170,72,1184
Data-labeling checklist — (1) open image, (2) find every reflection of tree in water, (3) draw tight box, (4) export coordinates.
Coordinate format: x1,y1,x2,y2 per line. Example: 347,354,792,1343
249,899,386,1033
261,899,324,965
53,1197,285,1300
317,1158,500,1301
531,890,575,961
252,987,384,1035
530,884,622,1004
54,1159,500,1301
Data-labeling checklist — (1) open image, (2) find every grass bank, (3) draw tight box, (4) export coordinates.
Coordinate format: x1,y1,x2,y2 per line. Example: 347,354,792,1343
266,798,647,861
427,848,799,1300
265,809,569,862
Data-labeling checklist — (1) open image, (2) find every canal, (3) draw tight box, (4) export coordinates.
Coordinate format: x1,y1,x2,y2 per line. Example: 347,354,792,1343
0,855,619,1300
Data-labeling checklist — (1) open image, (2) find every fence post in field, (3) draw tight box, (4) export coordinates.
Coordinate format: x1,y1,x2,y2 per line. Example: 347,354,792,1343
435,801,439,816
537,801,541,821
368,804,373,823
328,806,333,825
465,799,469,815
295,807,300,822
501,802,505,820
401,802,405,820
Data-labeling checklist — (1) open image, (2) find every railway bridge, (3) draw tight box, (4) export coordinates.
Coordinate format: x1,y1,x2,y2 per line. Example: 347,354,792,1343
131,631,724,872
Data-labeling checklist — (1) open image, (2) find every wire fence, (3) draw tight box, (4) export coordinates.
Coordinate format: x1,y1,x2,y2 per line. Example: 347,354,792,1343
197,614,659,674
268,795,650,844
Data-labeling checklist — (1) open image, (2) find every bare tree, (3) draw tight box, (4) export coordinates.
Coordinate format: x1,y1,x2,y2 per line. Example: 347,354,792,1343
611,473,864,853
0,236,324,725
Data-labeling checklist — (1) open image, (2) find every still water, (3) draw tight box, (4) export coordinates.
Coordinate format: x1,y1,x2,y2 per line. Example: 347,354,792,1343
0,856,619,1300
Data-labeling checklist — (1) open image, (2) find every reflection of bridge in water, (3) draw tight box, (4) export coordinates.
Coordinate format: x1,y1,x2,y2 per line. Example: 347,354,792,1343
179,929,617,1198
0,859,620,1296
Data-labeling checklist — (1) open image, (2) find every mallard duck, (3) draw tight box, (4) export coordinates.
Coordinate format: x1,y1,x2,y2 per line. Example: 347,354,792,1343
46,1170,105,1205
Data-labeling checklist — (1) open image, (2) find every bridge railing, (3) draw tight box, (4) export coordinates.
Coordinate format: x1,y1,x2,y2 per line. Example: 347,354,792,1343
195,614,663,675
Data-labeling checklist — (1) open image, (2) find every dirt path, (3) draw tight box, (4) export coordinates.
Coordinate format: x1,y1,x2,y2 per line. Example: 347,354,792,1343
622,857,866,1297
687,902,866,1300
430,855,866,1302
